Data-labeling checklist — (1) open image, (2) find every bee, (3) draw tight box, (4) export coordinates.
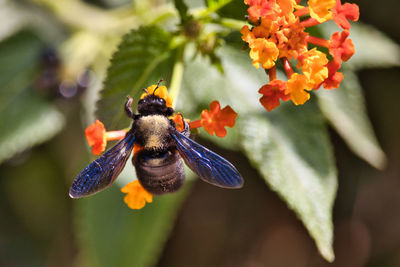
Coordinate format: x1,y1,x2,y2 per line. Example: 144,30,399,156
69,85,243,198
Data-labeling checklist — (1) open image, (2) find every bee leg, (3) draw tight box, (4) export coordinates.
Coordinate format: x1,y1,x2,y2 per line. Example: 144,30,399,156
125,96,135,118
179,113,190,138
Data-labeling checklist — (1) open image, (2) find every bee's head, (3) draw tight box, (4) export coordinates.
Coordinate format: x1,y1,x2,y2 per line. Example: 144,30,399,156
137,94,174,116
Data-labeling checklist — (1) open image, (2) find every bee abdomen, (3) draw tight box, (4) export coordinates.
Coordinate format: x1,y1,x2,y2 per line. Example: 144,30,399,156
133,150,185,195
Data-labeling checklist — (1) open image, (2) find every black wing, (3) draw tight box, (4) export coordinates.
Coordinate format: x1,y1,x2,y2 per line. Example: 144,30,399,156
69,131,135,198
171,130,243,188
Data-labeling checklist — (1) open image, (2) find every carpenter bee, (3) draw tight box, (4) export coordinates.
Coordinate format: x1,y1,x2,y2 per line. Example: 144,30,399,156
69,85,243,198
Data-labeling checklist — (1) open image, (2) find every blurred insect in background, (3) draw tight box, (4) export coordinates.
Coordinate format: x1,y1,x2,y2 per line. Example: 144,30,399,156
34,48,89,100
69,82,243,198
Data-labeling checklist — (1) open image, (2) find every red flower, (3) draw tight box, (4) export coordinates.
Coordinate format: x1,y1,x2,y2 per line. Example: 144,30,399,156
332,0,359,30
259,79,290,111
85,120,107,155
329,30,355,63
245,0,280,22
84,120,127,155
172,113,185,133
190,101,238,137
323,59,343,89
324,71,344,89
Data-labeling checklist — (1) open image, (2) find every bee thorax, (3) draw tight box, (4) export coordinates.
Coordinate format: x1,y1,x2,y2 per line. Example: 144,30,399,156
135,115,171,150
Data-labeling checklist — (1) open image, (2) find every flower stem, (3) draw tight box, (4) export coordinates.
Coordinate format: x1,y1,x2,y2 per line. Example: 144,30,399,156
30,0,130,34
105,130,127,141
282,58,294,78
218,18,246,31
189,120,202,129
300,18,320,28
294,7,309,17
267,67,277,81
194,0,233,19
169,45,185,109
307,36,330,48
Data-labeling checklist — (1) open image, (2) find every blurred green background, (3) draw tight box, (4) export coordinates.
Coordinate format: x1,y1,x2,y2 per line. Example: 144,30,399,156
0,0,400,266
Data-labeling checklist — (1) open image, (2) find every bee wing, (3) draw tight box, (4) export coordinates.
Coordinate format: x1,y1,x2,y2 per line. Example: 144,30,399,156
171,130,243,189
69,131,135,198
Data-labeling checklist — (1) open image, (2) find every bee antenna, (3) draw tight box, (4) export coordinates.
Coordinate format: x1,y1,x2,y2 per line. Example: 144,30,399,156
152,78,164,95
143,88,149,95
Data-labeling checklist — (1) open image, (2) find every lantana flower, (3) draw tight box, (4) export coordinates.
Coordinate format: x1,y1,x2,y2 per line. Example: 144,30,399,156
241,0,359,111
85,84,238,210
308,0,335,23
172,112,186,133
121,180,153,209
286,73,313,105
298,48,329,87
329,30,355,63
190,100,238,137
332,0,359,30
249,39,279,69
85,120,127,155
259,79,289,111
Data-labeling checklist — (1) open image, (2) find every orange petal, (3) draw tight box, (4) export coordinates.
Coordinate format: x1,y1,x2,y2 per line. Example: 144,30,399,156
286,73,312,105
200,101,238,137
332,1,359,30
249,39,279,69
258,79,289,111
299,48,329,86
241,25,255,44
85,120,107,155
324,71,344,89
121,180,153,210
140,84,173,107
308,0,335,23
172,113,185,132
217,105,237,128
214,127,228,138
329,31,355,62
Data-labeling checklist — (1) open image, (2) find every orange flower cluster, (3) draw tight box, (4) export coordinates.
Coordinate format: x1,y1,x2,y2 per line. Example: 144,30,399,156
241,0,359,111
84,84,238,210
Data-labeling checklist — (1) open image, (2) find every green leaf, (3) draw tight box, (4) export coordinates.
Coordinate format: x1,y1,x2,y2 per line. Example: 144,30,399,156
174,0,190,23
96,26,175,130
74,181,192,267
213,0,247,20
350,23,400,68
0,30,43,106
317,69,386,169
0,92,65,164
180,45,264,115
239,102,337,262
0,0,26,42
179,46,263,149
205,0,232,12
320,22,400,69
0,31,65,163
0,0,64,44
182,45,337,261
180,45,270,149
